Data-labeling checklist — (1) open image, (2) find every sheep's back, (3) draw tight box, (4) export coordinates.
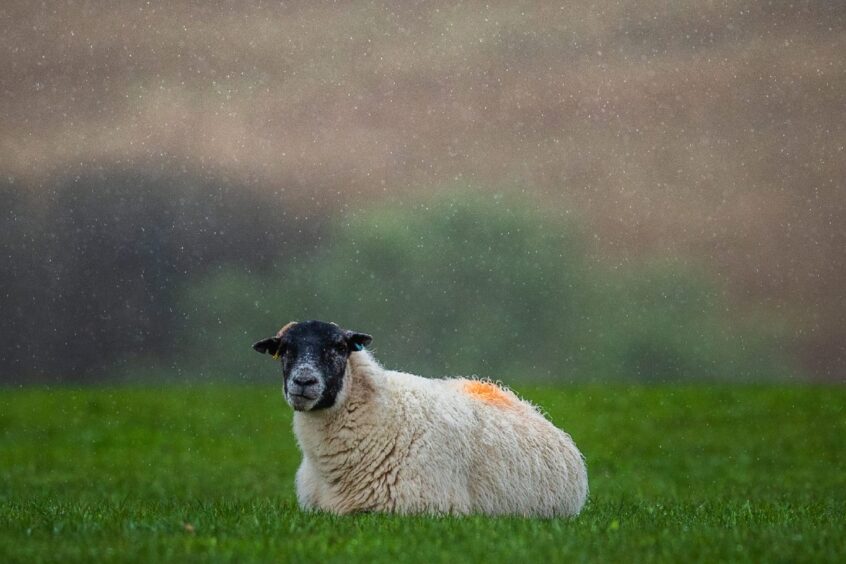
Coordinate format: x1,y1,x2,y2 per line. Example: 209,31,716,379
448,378,588,516
382,374,587,516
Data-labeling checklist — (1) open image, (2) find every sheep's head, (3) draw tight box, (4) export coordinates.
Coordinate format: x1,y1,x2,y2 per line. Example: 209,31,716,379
252,320,372,411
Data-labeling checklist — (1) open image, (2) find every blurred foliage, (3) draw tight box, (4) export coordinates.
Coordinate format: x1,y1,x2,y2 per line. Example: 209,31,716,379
0,168,321,382
174,192,796,382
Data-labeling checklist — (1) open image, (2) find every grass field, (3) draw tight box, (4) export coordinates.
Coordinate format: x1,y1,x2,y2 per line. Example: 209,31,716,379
1,385,844,562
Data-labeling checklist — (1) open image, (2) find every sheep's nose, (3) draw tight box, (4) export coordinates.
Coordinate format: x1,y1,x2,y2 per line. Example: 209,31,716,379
291,375,319,388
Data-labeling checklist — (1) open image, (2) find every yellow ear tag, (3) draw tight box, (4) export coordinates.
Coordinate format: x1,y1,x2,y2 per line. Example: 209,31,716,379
272,349,282,361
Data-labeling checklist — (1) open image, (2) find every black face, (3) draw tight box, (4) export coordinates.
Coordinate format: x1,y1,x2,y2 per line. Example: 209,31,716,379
252,320,372,411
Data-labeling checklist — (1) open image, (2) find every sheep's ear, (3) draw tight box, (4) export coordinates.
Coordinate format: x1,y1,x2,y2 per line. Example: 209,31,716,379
346,331,373,351
253,321,297,358
252,337,282,358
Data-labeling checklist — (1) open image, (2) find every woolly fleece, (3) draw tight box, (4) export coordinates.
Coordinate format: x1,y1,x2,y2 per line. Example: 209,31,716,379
291,351,588,517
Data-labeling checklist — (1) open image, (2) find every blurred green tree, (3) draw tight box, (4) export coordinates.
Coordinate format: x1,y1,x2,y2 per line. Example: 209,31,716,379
175,191,797,382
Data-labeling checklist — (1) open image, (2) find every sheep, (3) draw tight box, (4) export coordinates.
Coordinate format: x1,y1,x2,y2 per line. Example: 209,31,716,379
252,320,588,517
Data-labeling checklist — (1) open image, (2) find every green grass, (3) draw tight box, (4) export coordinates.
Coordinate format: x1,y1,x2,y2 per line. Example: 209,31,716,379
1,385,844,562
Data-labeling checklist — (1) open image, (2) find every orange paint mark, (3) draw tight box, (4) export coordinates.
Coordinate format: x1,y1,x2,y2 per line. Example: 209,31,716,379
463,381,514,407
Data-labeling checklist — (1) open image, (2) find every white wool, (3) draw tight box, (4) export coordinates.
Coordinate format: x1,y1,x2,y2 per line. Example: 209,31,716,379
291,351,588,517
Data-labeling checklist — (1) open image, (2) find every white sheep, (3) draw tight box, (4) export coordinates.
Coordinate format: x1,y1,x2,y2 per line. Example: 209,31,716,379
253,320,588,517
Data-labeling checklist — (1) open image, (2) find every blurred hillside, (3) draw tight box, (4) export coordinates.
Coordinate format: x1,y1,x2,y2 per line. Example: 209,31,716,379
1,1,844,381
